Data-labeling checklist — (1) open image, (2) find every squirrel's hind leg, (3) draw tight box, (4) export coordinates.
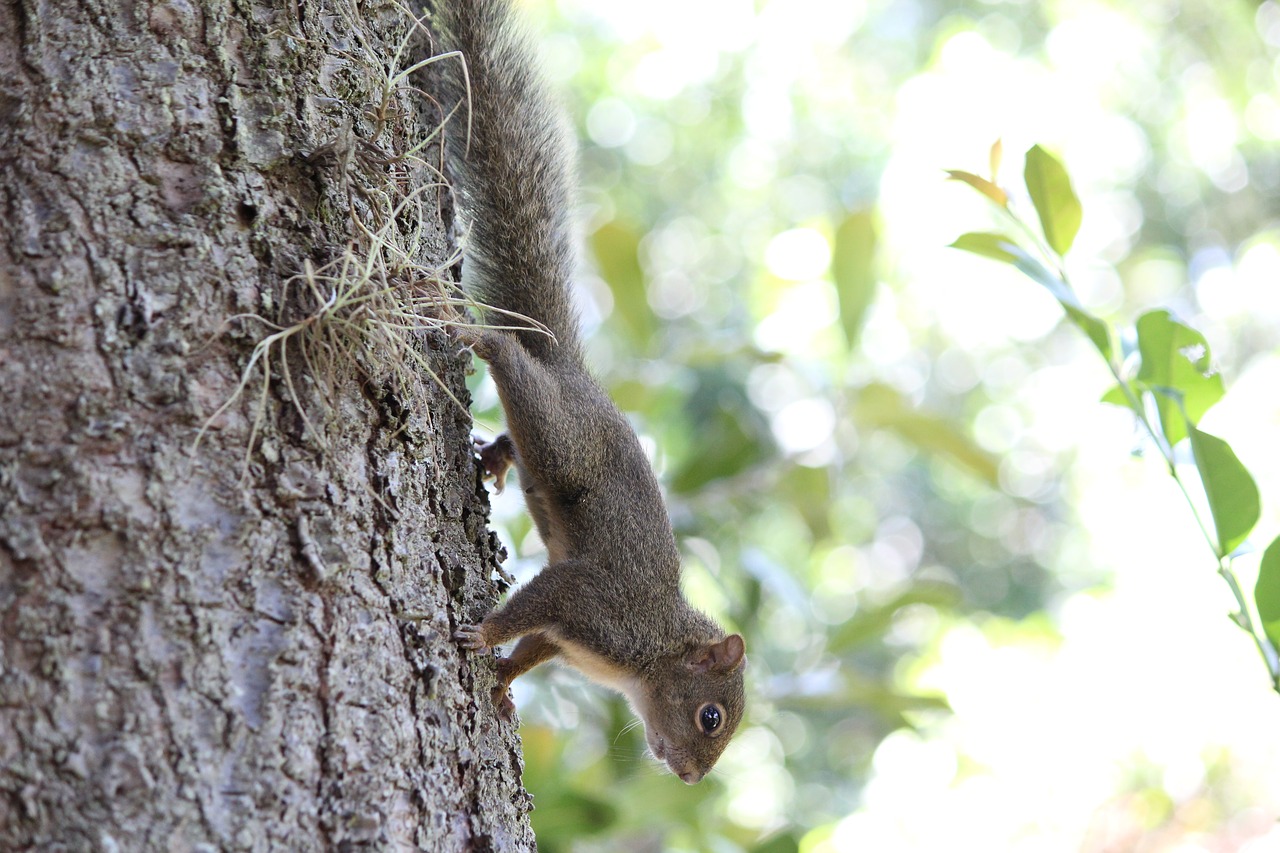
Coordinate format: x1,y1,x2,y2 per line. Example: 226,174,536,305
473,433,516,492
492,632,560,720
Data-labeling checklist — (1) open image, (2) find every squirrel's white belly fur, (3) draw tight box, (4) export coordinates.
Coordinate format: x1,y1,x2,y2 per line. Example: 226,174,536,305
547,630,642,699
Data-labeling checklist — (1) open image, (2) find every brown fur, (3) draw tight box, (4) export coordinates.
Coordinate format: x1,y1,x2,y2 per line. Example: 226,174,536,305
433,0,747,783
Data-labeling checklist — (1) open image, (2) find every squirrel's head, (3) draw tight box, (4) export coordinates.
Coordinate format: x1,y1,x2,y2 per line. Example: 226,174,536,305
633,633,747,784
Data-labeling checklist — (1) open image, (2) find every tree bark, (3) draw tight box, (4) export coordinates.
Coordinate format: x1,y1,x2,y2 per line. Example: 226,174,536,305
0,0,533,849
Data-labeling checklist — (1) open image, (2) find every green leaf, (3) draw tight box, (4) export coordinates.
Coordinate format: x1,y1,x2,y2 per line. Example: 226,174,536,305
829,583,959,651
781,464,833,539
1024,144,1082,256
750,832,804,853
945,169,1008,207
781,665,951,729
590,220,653,350
949,231,1062,292
854,383,1000,487
831,210,878,349
949,231,1019,264
670,367,771,493
1135,309,1224,445
1057,304,1111,361
1101,383,1137,409
1187,426,1259,557
1255,536,1280,652
950,232,1112,360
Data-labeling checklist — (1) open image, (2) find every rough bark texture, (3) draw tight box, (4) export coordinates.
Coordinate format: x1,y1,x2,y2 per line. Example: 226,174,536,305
0,0,534,849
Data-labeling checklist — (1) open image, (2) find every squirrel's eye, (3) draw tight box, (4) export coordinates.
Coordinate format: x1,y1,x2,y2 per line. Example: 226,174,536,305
697,703,723,735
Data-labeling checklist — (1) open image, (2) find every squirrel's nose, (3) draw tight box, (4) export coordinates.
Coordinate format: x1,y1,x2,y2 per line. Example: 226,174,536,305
678,769,704,785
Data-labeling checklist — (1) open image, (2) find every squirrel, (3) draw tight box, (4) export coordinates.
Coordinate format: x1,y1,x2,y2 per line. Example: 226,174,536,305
428,0,747,784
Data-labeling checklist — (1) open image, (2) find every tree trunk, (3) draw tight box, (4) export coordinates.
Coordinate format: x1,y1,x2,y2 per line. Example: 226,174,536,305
0,0,533,848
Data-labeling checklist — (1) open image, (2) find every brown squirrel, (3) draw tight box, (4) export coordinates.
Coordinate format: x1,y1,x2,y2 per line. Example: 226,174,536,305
430,0,747,784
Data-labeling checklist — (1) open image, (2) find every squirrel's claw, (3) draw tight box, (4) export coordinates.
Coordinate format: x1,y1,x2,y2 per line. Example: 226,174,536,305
455,623,493,653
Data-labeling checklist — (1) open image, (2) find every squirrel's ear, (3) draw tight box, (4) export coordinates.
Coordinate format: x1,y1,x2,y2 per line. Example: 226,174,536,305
690,634,747,674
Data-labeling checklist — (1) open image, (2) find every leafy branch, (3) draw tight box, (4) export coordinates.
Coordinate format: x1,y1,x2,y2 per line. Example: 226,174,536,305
948,142,1280,693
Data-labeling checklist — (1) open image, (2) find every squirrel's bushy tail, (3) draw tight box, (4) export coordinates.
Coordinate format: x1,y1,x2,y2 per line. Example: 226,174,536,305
430,0,582,363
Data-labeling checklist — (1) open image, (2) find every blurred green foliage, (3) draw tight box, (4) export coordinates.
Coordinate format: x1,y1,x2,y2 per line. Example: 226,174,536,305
464,0,1280,848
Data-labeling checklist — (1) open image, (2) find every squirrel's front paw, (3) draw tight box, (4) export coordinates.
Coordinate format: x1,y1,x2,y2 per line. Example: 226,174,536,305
454,623,493,653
